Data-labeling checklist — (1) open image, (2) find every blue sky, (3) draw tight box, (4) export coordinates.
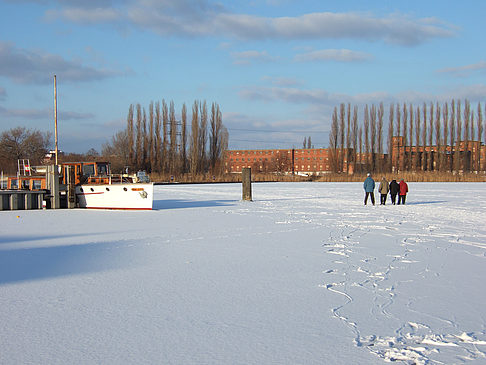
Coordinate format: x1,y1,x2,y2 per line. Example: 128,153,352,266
1,0,485,153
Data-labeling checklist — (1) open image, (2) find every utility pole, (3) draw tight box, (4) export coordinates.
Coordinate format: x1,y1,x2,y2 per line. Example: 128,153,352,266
54,75,58,165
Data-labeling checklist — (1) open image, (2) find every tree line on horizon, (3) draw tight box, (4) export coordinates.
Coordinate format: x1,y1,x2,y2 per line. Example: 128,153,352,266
102,100,229,176
328,99,485,174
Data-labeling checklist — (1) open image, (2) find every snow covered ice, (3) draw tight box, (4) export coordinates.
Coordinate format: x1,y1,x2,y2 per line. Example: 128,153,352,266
1,182,486,364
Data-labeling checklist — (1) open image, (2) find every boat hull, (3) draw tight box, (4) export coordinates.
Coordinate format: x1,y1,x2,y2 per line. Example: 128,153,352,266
75,183,153,210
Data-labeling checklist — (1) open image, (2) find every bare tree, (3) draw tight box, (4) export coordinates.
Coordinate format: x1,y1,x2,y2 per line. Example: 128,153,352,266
142,107,148,170
463,99,470,171
352,105,358,173
148,102,154,172
415,105,421,171
428,103,434,171
329,107,339,172
364,105,370,172
434,102,441,172
387,104,394,172
395,103,401,170
357,126,362,172
408,104,414,171
455,100,461,172
346,103,351,173
442,102,449,172
135,103,143,169
421,103,427,171
180,103,188,174
449,100,456,171
401,103,407,171
169,100,177,175
126,104,134,167
102,130,129,172
377,102,384,171
0,127,51,173
154,101,162,172
162,100,169,173
339,103,345,172
199,101,208,173
209,102,224,174
477,102,483,171
190,101,199,176
370,104,377,171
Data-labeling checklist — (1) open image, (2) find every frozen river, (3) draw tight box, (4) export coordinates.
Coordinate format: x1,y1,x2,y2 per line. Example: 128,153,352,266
1,182,486,364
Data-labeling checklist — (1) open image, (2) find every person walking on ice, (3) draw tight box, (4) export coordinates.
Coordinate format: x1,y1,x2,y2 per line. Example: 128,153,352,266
378,176,389,205
363,173,375,206
398,179,409,205
389,179,399,205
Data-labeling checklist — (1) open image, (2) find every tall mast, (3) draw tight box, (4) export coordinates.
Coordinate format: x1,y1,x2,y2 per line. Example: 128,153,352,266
54,75,58,165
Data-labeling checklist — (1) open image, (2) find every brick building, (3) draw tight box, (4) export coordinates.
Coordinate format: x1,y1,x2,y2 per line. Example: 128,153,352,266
224,148,340,175
225,137,486,174
389,136,486,172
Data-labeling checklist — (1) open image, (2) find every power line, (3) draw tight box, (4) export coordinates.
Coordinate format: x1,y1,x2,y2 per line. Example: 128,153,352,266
231,138,327,145
229,128,328,133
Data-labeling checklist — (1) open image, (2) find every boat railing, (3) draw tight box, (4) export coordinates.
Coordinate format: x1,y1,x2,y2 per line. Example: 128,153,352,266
107,174,134,184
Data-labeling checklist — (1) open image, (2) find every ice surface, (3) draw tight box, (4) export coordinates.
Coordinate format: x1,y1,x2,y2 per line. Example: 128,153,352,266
1,182,486,364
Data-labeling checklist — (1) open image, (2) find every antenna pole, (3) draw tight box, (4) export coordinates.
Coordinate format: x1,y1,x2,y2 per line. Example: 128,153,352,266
54,75,58,165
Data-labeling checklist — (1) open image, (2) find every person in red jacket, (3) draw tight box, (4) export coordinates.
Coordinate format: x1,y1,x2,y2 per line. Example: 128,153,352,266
398,179,408,205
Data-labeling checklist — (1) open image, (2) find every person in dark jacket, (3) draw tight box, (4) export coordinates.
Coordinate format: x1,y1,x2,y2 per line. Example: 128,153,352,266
363,173,375,205
378,177,389,205
398,179,409,205
389,179,399,205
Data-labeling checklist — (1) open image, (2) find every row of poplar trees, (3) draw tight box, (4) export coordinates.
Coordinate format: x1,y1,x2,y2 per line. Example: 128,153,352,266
103,100,228,176
328,99,485,173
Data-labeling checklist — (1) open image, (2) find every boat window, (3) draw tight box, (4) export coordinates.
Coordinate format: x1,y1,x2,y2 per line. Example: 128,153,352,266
10,179,18,189
97,164,108,176
33,180,42,189
22,180,30,189
82,164,95,176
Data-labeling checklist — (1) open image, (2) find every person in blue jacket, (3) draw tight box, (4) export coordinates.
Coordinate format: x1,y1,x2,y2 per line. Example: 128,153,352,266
363,173,375,205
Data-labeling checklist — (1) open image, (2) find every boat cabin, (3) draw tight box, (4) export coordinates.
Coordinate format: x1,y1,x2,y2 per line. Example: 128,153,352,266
60,161,111,184
3,161,142,191
6,176,47,190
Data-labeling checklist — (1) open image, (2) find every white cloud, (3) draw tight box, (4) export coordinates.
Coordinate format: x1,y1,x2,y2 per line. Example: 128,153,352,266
0,41,125,84
45,7,120,23
437,61,486,77
43,0,454,46
0,106,94,120
262,76,303,87
294,49,372,63
231,50,276,65
239,84,486,108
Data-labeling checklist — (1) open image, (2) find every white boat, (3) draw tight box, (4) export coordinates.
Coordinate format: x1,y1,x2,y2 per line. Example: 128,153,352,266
59,161,154,210
75,182,153,210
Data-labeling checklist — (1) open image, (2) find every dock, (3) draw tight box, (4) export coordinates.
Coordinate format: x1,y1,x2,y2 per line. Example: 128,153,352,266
0,190,46,211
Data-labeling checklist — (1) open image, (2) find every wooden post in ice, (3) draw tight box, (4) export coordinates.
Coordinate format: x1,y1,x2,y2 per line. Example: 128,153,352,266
66,165,76,209
242,167,252,201
47,164,60,209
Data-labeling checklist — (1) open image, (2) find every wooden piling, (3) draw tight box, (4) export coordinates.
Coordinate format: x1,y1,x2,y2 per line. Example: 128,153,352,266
66,165,76,209
47,165,60,209
242,168,252,201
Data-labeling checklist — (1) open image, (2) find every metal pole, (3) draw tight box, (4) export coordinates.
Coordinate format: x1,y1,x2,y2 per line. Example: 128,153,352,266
54,75,58,166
